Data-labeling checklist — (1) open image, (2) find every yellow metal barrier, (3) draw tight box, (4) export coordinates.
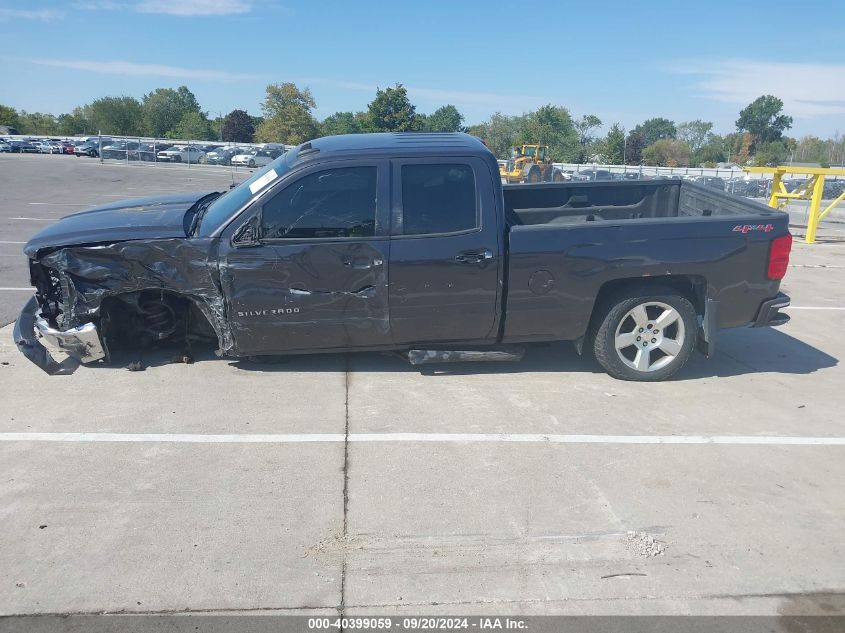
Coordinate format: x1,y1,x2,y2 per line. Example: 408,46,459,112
744,166,845,243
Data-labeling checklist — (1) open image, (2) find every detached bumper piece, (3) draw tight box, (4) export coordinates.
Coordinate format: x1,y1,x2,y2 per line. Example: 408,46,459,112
408,347,525,365
752,292,791,328
13,295,106,374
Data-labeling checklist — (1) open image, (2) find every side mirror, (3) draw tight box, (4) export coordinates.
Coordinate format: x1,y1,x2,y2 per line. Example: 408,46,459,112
232,216,260,247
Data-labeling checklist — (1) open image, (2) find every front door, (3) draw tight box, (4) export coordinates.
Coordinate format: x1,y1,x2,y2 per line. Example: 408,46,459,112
388,158,503,344
219,161,392,355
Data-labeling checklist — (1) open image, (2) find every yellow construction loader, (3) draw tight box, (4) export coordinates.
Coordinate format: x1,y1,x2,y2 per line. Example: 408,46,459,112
499,144,564,184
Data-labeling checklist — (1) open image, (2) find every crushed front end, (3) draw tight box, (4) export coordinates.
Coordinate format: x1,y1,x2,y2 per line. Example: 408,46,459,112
13,260,107,374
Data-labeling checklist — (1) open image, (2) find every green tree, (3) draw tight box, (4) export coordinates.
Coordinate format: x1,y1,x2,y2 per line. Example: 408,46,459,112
603,123,625,164
17,112,59,135
753,140,792,167
173,110,212,140
367,83,417,132
221,109,255,143
696,137,727,166
574,114,602,163
319,111,361,137
642,139,690,167
0,104,21,129
624,130,646,164
255,82,317,144
677,120,713,158
87,96,143,136
632,117,676,147
736,95,792,148
466,112,524,158
56,108,91,135
425,105,464,132
142,86,202,138
518,105,578,162
726,131,753,165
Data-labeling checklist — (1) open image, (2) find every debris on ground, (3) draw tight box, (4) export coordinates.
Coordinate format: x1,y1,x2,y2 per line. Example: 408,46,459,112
624,531,666,557
125,361,145,372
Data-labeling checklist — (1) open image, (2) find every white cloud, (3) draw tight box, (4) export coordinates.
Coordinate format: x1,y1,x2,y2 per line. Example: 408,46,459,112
135,0,252,16
18,58,255,81
671,59,845,119
72,0,252,16
0,8,64,21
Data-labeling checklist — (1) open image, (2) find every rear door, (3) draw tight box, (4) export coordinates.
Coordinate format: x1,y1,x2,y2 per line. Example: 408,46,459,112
219,159,392,355
387,157,503,344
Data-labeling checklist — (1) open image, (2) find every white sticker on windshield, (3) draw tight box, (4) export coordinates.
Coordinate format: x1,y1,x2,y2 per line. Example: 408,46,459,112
249,168,279,194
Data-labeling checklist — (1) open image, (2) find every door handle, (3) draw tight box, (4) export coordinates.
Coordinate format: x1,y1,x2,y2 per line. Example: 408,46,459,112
455,249,493,264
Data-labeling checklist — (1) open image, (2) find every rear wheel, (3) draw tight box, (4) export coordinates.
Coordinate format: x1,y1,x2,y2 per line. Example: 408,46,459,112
592,286,697,381
525,167,541,183
552,169,564,182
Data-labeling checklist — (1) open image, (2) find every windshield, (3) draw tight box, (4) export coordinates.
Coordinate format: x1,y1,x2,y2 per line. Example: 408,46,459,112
197,152,293,237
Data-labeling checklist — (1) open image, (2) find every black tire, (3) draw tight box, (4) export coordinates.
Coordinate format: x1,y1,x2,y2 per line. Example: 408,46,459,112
173,155,182,163
592,285,697,382
248,159,256,168
525,167,540,183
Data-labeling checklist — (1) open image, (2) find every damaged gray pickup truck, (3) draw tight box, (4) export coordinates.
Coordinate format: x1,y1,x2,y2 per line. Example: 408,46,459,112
15,132,792,381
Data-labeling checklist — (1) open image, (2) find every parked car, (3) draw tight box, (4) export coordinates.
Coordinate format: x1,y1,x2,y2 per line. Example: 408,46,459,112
231,148,280,168
0,140,11,153
202,147,243,166
728,178,766,197
101,142,132,160
572,169,613,181
823,179,844,200
126,143,158,162
36,141,62,154
74,141,101,157
11,140,39,153
59,141,76,154
613,172,646,181
156,146,206,163
15,133,792,383
693,176,726,191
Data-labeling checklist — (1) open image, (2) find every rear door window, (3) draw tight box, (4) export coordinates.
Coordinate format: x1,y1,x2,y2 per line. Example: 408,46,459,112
399,163,477,235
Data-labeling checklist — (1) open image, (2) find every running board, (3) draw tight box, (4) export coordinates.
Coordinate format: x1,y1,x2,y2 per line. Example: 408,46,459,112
407,347,525,365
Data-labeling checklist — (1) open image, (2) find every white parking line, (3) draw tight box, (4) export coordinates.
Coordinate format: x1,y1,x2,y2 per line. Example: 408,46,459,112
790,307,845,310
27,202,90,206
11,217,58,221
0,433,843,446
0,241,26,244
0,287,32,291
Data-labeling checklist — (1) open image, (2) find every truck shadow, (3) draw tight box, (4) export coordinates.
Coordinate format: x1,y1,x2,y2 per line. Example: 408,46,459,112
223,327,837,380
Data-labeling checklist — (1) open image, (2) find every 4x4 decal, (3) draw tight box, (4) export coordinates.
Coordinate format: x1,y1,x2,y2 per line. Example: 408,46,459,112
733,224,774,234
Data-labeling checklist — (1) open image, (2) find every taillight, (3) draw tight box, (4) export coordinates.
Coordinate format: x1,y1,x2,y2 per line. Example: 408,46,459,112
767,234,792,279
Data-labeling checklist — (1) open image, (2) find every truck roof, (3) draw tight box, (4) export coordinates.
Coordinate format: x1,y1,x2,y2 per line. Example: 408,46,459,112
290,132,491,163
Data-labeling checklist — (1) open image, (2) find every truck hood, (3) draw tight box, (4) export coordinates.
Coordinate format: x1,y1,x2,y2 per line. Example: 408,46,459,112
23,191,214,258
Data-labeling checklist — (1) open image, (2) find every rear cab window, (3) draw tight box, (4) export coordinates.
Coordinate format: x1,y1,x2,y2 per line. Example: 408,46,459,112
397,163,478,236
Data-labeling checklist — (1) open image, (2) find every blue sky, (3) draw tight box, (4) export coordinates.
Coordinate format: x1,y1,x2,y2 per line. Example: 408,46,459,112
1,0,844,138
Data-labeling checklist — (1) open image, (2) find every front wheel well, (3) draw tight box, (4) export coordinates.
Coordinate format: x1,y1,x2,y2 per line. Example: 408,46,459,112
99,290,217,350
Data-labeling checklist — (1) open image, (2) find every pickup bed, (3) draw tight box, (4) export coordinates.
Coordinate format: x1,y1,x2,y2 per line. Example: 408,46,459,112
14,132,792,380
